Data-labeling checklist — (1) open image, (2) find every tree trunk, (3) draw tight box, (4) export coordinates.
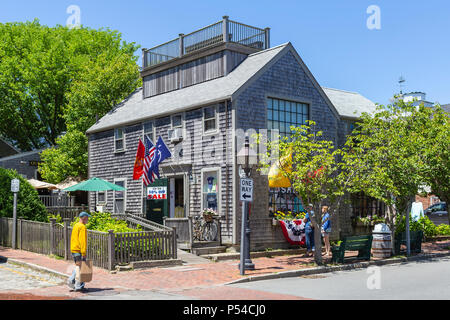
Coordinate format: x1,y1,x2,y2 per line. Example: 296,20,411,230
313,225,323,265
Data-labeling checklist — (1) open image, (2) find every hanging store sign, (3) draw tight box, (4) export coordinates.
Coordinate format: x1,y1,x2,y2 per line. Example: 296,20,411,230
147,186,167,200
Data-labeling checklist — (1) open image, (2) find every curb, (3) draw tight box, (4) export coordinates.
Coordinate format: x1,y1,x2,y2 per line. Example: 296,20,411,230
224,251,450,285
3,257,70,281
203,248,308,262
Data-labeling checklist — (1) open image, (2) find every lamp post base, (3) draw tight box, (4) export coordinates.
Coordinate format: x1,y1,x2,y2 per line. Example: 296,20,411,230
238,259,255,271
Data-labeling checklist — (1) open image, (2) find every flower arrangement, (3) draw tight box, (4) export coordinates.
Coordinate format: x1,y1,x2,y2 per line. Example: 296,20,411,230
273,210,306,221
202,208,217,216
202,208,217,222
352,215,385,227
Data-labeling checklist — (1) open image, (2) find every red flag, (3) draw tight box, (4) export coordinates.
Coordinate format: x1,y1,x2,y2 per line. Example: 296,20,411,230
133,138,146,180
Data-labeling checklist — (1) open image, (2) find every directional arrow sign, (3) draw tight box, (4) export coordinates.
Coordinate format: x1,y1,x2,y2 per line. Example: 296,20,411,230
240,178,253,202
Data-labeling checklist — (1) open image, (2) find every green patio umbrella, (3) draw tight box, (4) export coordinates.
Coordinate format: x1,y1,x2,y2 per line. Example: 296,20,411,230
64,177,126,210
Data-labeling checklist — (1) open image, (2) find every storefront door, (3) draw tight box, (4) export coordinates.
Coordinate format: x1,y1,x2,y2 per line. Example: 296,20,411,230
146,178,168,225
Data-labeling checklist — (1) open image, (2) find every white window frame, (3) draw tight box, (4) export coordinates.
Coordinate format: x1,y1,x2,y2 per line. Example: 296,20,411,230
114,127,126,152
113,178,127,214
200,167,221,215
171,113,184,129
142,120,155,143
96,190,108,205
202,105,219,135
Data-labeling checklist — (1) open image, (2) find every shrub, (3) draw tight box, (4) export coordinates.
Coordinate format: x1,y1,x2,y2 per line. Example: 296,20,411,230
0,168,47,222
70,212,142,233
395,214,440,237
436,224,450,236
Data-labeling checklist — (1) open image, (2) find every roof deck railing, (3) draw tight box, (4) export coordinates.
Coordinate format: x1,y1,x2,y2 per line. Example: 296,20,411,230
143,16,270,69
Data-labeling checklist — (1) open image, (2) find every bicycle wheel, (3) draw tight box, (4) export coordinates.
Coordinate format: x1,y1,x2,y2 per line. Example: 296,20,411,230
202,222,218,241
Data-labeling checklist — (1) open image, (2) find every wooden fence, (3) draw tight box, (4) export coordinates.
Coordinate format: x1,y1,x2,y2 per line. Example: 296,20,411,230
0,216,177,270
39,195,75,207
47,206,87,221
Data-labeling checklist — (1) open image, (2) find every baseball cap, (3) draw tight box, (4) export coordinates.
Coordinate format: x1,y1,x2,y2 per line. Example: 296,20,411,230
79,212,91,218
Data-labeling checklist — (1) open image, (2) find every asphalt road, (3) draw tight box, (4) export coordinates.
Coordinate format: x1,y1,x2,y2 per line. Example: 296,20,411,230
230,257,450,300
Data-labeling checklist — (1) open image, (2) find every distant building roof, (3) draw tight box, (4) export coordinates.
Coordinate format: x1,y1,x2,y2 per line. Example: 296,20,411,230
0,149,43,162
0,138,19,158
321,87,378,119
442,104,450,113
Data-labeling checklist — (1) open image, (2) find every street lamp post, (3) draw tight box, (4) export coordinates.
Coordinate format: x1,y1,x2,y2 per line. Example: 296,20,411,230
237,136,257,274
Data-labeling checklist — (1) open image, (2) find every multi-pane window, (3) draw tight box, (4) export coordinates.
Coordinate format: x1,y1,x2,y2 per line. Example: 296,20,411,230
172,114,183,128
269,188,305,216
97,191,107,205
267,98,309,215
351,192,386,218
143,121,154,142
114,128,125,152
202,170,219,213
203,106,217,133
267,98,309,139
114,179,126,213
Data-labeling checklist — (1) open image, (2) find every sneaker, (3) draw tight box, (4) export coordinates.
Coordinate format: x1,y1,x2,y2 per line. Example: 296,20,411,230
67,280,75,290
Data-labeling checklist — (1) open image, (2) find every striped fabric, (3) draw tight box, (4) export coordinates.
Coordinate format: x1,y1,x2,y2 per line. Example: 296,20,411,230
143,136,157,186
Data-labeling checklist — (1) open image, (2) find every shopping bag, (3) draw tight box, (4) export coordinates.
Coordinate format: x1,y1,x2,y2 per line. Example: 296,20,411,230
79,260,93,283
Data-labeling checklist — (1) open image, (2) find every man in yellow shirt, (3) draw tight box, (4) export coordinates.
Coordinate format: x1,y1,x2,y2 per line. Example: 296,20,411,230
67,212,90,292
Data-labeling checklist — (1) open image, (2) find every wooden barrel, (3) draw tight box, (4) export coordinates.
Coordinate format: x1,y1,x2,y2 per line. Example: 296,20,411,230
372,232,392,259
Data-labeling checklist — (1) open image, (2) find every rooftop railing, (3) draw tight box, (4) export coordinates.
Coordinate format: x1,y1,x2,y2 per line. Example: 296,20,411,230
143,16,270,69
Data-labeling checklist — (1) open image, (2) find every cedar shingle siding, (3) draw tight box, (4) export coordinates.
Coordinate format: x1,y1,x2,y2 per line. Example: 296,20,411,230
87,42,376,248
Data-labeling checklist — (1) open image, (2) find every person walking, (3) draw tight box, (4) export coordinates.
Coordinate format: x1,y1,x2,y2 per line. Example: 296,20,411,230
321,206,331,257
67,211,90,292
304,204,315,257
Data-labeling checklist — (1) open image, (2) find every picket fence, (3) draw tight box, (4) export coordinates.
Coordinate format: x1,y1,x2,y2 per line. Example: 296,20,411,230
0,216,177,270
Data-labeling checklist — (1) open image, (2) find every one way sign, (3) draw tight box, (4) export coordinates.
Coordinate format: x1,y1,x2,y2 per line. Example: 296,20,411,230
240,178,253,202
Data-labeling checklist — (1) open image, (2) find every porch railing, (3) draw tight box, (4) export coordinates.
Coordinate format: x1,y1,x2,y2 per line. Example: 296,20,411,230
39,195,75,207
143,16,270,69
164,215,222,249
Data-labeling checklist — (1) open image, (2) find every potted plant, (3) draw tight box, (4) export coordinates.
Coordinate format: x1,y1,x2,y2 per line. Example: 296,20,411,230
202,208,216,222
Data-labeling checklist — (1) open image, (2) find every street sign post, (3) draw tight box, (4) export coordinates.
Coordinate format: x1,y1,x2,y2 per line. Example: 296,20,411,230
239,177,255,275
11,179,20,249
240,178,253,202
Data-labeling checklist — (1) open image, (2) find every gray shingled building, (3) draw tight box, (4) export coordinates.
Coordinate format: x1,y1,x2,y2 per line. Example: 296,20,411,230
86,17,378,250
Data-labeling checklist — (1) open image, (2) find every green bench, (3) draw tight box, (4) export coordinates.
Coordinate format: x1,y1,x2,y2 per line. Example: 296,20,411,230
331,235,373,264
394,230,423,255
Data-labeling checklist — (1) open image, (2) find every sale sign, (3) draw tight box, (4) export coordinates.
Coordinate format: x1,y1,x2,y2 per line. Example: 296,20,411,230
147,186,167,200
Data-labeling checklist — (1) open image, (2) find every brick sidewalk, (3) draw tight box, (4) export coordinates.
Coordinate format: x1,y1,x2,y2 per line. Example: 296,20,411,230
1,240,449,299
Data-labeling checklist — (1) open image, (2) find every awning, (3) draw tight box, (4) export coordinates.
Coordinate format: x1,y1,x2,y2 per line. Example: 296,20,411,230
27,179,59,190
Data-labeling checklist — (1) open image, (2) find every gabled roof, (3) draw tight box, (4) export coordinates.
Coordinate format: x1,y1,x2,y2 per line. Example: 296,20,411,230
87,43,291,134
321,87,377,119
0,138,19,158
0,149,43,162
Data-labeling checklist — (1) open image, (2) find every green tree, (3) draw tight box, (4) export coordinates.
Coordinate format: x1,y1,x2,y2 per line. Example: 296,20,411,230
0,20,141,182
341,99,444,250
257,121,350,265
418,105,450,223
0,168,47,222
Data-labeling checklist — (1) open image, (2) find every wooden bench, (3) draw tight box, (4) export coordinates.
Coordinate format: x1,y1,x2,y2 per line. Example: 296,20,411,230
394,230,423,255
331,235,373,264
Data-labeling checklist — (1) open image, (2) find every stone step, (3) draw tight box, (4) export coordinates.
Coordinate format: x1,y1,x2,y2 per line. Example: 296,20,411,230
192,246,227,256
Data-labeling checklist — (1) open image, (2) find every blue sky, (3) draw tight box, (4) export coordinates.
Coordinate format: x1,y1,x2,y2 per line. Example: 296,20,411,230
1,0,449,105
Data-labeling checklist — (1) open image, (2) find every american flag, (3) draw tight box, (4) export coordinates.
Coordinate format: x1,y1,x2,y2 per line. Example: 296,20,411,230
143,135,158,186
